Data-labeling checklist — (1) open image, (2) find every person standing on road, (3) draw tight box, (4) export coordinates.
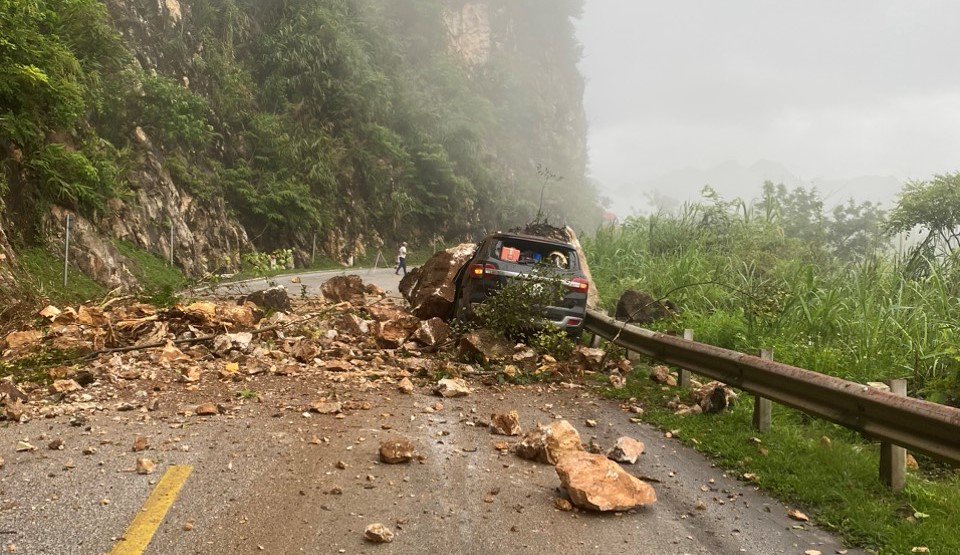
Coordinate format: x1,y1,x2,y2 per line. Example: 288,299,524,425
395,242,408,276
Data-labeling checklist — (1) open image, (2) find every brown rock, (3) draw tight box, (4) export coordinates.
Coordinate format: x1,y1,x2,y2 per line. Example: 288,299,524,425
376,319,415,349
310,401,342,415
336,313,370,336
649,365,677,387
397,378,414,394
363,523,394,543
615,290,678,324
515,420,584,465
906,453,919,471
692,381,738,414
0,381,27,404
323,360,353,372
136,457,156,475
553,498,574,511
574,347,606,370
607,437,644,464
77,305,108,326
321,275,366,304
180,366,201,383
48,438,64,450
4,330,43,351
245,286,291,313
490,411,522,436
217,304,259,328
434,378,471,398
289,339,319,362
183,301,217,324
787,508,809,522
400,243,476,319
195,402,218,416
50,379,82,394
379,437,415,464
555,452,657,511
4,400,27,422
458,329,513,363
411,318,451,348
132,435,150,452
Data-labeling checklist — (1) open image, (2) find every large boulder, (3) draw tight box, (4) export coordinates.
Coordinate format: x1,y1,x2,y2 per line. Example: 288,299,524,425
411,318,451,348
400,243,476,319
515,420,584,465
245,286,291,313
321,275,366,304
615,290,678,325
556,452,657,511
457,329,513,363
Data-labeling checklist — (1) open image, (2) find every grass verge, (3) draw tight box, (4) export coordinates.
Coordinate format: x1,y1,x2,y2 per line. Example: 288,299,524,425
17,247,105,304
113,241,186,305
598,364,960,554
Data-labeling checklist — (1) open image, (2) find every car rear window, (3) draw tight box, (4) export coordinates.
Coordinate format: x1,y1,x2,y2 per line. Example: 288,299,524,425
490,238,577,269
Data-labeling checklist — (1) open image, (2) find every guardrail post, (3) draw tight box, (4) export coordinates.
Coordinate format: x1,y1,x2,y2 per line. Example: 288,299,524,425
678,329,693,387
752,349,773,432
879,378,908,491
589,333,600,348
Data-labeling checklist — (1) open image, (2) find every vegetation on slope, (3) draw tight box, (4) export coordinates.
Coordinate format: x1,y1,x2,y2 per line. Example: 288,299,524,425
585,179,960,403
1,0,596,262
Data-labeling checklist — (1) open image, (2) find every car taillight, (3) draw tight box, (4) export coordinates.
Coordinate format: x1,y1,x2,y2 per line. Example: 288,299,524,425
570,277,589,293
468,263,496,279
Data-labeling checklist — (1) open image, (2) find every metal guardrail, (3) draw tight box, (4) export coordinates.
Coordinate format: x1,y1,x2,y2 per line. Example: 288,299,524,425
584,309,960,466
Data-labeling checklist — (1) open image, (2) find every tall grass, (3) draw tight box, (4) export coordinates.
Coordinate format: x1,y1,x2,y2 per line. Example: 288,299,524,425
583,213,960,404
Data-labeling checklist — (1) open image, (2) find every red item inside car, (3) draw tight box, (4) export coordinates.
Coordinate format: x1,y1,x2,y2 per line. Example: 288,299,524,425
500,246,520,262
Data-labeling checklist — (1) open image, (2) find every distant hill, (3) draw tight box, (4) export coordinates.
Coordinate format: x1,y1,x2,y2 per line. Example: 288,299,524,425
611,160,903,216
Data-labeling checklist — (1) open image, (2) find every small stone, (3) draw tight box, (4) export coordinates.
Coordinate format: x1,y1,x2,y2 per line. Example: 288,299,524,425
15,441,36,452
553,498,573,511
132,436,150,452
585,419,597,428
183,522,194,532
434,378,471,398
136,457,156,475
47,439,64,450
649,365,677,387
490,411,522,436
363,523,394,543
906,453,919,471
607,437,644,464
310,401,342,415
195,402,218,416
50,379,82,394
379,437,415,464
397,378,414,394
788,508,810,522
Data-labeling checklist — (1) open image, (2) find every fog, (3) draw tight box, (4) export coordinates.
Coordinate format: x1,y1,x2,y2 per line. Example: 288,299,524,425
576,1,960,215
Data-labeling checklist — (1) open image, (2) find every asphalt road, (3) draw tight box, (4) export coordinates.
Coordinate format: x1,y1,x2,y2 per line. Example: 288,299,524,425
0,270,862,554
200,267,403,300
0,383,859,554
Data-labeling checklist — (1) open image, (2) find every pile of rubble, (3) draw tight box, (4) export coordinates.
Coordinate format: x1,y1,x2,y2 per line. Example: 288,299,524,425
0,270,633,427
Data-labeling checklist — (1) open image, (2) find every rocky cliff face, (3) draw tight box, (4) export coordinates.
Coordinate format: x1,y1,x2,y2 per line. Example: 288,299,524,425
1,0,592,295
444,3,492,66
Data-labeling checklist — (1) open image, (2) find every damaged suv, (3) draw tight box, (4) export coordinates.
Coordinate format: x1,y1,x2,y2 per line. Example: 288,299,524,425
452,232,589,335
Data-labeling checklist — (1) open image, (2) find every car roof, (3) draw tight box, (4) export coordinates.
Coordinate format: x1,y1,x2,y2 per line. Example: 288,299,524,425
486,231,575,249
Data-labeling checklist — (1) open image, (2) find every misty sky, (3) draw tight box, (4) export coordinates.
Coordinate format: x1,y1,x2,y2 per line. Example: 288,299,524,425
575,1,960,206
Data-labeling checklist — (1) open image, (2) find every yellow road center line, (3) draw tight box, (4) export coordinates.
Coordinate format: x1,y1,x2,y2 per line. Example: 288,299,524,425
110,465,193,555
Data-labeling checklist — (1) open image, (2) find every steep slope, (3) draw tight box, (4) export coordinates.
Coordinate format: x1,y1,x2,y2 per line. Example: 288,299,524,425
0,0,596,294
